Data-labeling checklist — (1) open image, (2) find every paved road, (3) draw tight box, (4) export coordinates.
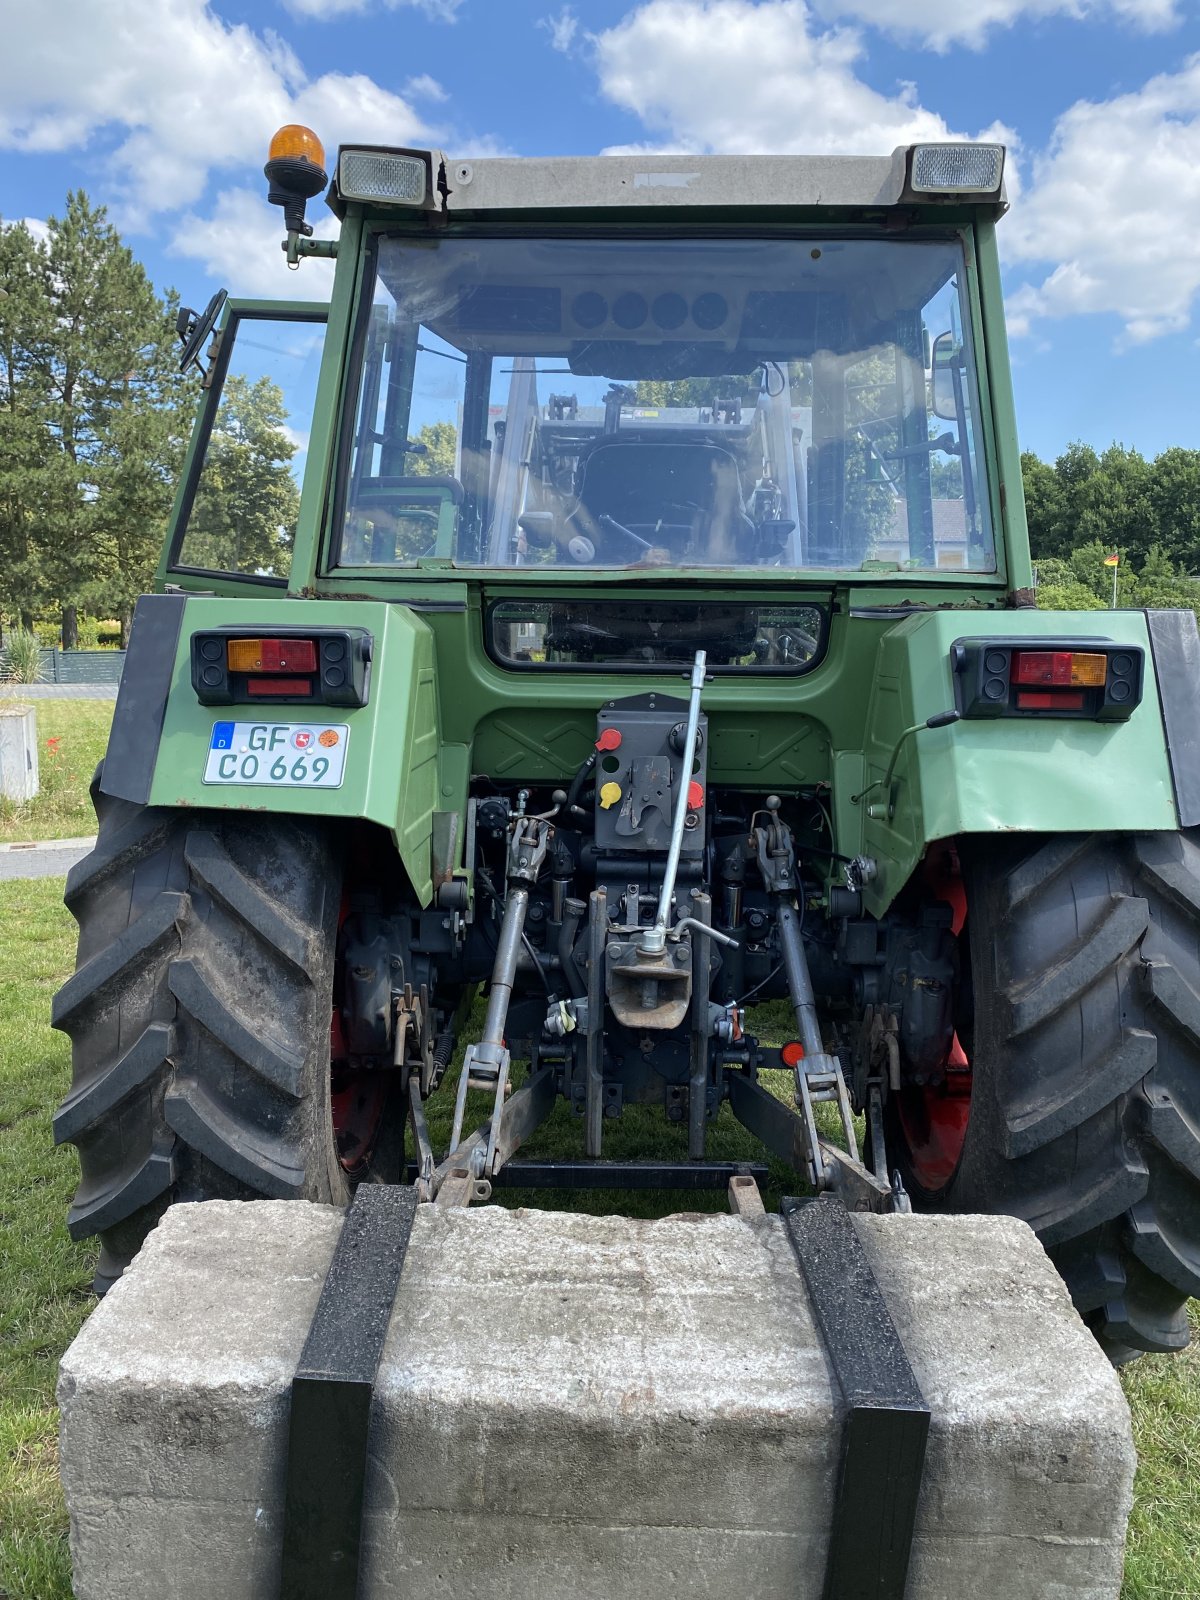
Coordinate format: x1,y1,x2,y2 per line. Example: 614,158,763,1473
0,836,95,881
0,684,118,699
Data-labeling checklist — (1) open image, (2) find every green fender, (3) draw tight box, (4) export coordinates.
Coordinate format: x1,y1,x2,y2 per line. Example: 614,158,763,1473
838,609,1179,916
146,597,441,905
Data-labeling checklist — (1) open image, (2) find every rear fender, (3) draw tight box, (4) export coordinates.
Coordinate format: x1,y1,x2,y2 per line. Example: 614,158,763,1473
841,608,1180,916
101,594,442,905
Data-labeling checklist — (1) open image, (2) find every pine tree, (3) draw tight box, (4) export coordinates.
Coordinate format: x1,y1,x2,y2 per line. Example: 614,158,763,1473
40,193,190,644
0,218,73,635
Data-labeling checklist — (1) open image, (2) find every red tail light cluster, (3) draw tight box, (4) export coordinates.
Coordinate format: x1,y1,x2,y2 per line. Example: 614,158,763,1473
191,628,373,706
951,638,1143,721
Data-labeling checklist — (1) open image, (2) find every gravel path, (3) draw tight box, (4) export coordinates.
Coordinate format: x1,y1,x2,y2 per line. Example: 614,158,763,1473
0,836,95,881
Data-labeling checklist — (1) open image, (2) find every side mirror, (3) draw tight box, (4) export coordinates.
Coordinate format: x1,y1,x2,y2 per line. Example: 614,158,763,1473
930,331,962,421
176,289,228,379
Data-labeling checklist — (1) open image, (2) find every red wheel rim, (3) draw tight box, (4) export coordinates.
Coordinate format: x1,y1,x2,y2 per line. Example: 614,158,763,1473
896,844,972,1194
329,894,389,1177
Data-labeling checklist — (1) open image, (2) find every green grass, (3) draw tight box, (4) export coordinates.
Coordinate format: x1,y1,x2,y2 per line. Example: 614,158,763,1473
0,701,113,843
0,880,94,1600
1,877,1197,1598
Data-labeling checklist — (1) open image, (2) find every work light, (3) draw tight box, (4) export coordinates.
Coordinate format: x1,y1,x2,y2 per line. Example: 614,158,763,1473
910,143,1005,195
338,150,429,206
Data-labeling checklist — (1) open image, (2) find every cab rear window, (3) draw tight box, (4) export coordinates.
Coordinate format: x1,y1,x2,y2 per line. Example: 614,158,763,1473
487,599,827,673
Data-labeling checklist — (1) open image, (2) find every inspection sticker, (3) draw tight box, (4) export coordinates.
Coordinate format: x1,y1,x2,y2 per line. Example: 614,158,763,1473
204,722,349,788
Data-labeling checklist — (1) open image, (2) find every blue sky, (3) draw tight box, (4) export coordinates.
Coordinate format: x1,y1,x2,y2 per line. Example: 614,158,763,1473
2,0,1198,463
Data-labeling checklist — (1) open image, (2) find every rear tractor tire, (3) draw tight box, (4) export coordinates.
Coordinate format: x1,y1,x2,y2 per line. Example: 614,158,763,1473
52,773,391,1292
887,831,1200,1361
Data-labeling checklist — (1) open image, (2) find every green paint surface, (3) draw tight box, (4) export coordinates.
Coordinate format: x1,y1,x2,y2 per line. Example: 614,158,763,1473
857,608,1176,911
147,597,439,904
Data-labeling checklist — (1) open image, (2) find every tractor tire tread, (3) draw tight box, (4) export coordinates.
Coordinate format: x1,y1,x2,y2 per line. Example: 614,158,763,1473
53,775,347,1291
168,956,308,1099
66,1145,176,1240
53,1021,177,1147
937,830,1200,1360
51,892,187,1033
1002,1025,1156,1158
164,1079,307,1198
183,829,317,978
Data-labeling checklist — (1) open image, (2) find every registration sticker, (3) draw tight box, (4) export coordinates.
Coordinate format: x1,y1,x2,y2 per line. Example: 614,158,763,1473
204,722,349,788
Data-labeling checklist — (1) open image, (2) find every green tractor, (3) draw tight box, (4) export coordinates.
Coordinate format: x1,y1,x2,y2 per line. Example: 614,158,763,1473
53,129,1200,1362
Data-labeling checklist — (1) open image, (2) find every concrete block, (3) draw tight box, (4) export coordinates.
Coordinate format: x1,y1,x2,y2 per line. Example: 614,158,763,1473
59,1201,1135,1600
0,703,37,801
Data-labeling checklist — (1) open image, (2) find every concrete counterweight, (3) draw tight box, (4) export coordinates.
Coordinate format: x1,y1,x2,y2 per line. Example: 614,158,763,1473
58,1200,1136,1600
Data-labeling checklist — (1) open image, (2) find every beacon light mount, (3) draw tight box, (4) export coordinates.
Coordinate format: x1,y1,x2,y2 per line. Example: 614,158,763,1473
264,124,333,267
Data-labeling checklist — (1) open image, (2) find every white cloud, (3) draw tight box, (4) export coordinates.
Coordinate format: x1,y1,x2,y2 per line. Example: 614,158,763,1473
809,0,1178,52
282,0,462,18
591,0,1009,156
1,217,51,248
168,187,339,301
0,0,438,215
404,73,449,102
540,6,580,52
1004,55,1200,343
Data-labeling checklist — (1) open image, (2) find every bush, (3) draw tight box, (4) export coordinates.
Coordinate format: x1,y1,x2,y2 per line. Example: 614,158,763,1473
0,630,44,684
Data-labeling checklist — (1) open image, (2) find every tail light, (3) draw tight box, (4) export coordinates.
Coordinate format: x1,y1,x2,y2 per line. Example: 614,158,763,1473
951,638,1143,721
191,628,372,706
225,638,318,674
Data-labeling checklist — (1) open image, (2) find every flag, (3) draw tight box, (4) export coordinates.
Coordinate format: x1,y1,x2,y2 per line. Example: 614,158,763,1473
1103,552,1119,567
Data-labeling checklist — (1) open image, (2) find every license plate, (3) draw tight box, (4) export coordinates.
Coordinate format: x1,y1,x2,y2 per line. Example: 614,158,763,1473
204,722,349,788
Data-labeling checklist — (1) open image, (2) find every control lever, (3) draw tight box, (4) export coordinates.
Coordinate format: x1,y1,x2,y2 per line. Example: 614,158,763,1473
639,651,707,957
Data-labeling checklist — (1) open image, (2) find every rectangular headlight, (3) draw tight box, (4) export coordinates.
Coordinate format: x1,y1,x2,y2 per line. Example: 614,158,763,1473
911,143,1004,195
338,150,428,205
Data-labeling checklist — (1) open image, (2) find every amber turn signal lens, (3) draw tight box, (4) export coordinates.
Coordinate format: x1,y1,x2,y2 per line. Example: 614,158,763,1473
1068,653,1108,686
267,124,325,169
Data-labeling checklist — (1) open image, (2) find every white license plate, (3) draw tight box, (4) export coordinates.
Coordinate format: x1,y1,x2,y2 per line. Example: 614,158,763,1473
204,722,349,788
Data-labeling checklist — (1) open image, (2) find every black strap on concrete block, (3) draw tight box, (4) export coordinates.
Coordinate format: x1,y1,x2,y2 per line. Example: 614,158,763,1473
280,1184,418,1600
782,1195,930,1600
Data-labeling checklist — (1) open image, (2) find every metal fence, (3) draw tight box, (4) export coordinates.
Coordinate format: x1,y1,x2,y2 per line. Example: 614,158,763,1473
36,648,126,685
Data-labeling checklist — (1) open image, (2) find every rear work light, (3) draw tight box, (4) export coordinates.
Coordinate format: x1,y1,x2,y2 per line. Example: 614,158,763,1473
338,149,429,205
910,143,1005,196
191,627,372,707
951,638,1144,721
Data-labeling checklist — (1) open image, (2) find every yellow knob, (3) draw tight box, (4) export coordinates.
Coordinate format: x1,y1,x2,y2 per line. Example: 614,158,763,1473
599,781,622,810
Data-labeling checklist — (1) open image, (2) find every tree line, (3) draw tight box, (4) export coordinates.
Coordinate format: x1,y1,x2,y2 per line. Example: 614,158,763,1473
1024,443,1200,612
0,193,190,647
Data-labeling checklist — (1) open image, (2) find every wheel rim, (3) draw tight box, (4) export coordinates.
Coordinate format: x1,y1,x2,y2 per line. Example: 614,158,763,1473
894,844,972,1196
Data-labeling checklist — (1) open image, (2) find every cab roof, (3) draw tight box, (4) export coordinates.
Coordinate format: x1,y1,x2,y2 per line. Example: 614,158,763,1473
327,145,1009,222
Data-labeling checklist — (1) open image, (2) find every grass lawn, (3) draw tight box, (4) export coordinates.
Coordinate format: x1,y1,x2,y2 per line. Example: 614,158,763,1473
0,701,113,844
2,866,1198,1597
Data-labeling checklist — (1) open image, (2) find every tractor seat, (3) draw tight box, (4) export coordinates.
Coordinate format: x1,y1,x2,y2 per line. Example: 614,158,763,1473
565,439,755,563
